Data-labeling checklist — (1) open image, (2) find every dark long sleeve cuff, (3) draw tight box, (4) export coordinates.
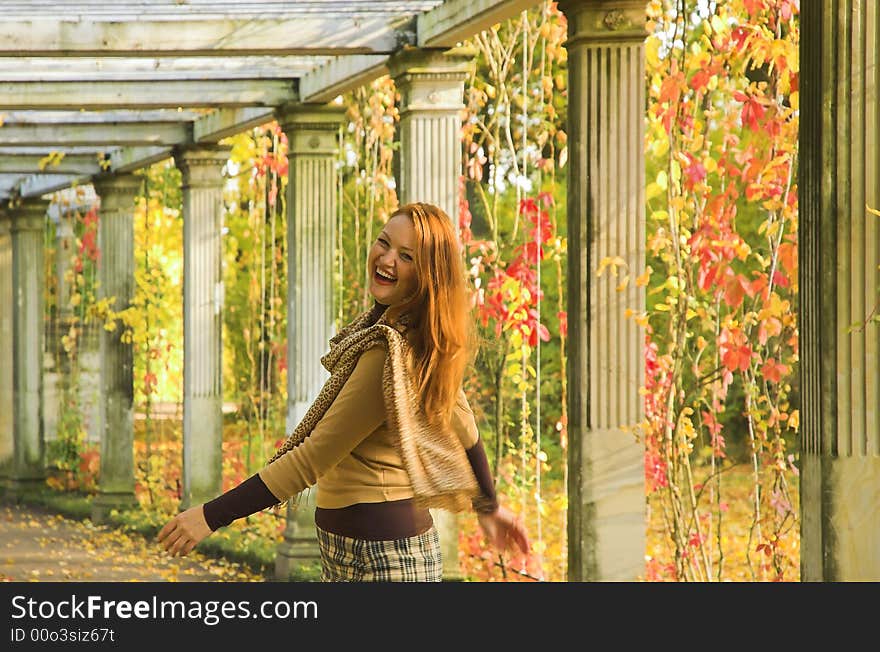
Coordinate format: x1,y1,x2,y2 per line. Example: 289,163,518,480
202,473,280,531
465,437,499,514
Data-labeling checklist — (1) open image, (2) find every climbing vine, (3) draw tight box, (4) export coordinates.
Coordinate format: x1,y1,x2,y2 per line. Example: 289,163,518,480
643,0,800,581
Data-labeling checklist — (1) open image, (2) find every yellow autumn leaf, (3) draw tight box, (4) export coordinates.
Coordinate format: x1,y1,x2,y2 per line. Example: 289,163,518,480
646,36,661,68
656,170,668,190
596,256,626,277
646,182,664,201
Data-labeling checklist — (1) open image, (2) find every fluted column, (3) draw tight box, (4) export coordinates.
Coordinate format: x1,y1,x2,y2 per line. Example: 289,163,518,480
176,146,230,509
389,47,474,225
0,210,15,481
275,104,344,581
558,0,647,581
92,174,140,522
7,198,49,495
389,47,474,581
800,0,880,581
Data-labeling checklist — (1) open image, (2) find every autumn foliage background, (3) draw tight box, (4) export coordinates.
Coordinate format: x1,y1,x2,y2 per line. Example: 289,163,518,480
41,0,800,581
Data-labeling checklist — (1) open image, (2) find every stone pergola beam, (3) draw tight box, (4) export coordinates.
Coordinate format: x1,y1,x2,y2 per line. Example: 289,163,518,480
418,0,539,47
0,155,105,176
15,175,82,200
298,55,390,104
0,80,298,110
0,146,173,201
0,16,405,56
109,146,174,173
193,108,276,143
0,122,191,147
0,56,325,82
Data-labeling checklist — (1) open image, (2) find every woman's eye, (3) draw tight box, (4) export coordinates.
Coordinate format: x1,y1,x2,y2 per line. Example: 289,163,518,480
377,238,389,247
401,253,413,262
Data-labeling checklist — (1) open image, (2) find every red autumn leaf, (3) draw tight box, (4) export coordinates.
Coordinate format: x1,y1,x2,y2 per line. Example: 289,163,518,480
778,242,797,275
771,269,789,288
720,327,752,372
743,0,765,17
143,372,158,395
698,261,719,291
557,310,567,338
685,159,707,187
689,70,711,92
760,358,790,383
740,95,766,131
659,74,682,105
731,26,750,50
723,271,751,309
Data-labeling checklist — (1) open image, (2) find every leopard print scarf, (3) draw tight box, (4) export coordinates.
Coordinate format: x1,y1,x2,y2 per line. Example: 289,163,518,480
267,303,479,513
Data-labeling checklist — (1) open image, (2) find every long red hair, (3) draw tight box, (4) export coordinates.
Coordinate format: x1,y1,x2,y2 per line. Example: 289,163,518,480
389,202,475,425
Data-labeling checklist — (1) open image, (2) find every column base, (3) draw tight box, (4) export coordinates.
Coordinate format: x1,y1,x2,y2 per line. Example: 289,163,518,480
430,509,465,581
275,539,323,582
2,474,47,502
274,495,321,581
91,491,138,524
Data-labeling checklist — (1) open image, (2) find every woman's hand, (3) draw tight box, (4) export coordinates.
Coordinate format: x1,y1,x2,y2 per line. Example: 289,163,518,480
476,505,530,555
156,505,213,557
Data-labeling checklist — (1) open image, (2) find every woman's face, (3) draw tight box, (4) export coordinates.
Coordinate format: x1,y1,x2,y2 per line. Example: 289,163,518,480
368,213,419,307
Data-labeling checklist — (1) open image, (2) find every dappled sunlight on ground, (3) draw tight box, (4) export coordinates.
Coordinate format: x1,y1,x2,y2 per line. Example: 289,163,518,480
0,503,265,583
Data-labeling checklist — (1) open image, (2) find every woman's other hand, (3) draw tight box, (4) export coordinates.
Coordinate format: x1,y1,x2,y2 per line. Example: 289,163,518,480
476,505,530,555
156,505,212,557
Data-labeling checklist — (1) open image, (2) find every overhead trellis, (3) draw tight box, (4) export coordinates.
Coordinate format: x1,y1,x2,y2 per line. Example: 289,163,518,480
0,0,538,202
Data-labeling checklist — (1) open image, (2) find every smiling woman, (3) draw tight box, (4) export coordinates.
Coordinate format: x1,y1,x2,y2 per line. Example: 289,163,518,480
368,213,418,307
158,202,530,582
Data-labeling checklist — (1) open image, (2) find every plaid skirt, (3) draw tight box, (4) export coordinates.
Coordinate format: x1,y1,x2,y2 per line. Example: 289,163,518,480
316,525,443,582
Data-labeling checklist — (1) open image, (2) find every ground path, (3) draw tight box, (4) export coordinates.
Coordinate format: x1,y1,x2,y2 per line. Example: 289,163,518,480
0,502,266,583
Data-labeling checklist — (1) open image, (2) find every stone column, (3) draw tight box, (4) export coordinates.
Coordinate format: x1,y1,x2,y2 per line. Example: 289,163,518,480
389,46,474,226
92,174,140,522
0,210,14,481
799,1,880,581
8,198,49,495
274,104,344,581
558,0,647,581
176,146,230,509
389,47,474,581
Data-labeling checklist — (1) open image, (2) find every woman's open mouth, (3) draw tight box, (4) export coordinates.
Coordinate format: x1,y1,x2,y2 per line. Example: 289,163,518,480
374,269,397,286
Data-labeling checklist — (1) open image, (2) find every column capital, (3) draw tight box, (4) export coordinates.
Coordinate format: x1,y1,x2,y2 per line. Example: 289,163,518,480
557,0,648,45
9,197,49,233
276,103,346,156
388,45,476,81
93,173,141,214
276,103,346,130
175,145,231,188
389,46,475,114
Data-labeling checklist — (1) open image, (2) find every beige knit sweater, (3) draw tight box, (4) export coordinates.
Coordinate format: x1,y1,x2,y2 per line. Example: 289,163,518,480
259,305,481,512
